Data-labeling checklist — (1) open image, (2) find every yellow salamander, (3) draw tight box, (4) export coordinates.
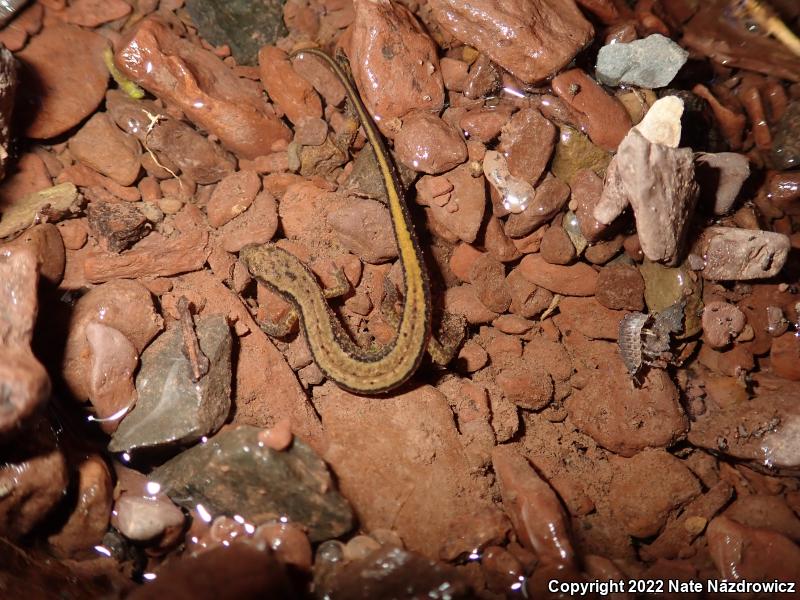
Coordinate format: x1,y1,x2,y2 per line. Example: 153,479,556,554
240,47,453,394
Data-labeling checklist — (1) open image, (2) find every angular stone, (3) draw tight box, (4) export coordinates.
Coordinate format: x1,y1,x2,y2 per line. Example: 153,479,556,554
601,129,698,264
69,112,141,187
634,96,683,148
0,183,79,239
151,425,353,542
186,0,288,66
695,152,750,215
109,316,232,452
691,226,790,281
596,34,688,89
771,101,800,171
86,201,149,253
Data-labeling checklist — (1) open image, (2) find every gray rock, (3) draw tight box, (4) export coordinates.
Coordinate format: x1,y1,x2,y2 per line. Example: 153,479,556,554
596,34,688,89
185,0,287,66
691,226,790,281
771,101,800,171
112,492,185,542
151,426,353,543
109,315,232,452
600,129,698,265
695,152,750,215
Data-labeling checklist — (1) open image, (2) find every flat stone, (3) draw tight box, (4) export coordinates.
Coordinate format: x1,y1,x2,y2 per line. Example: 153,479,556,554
517,254,597,296
0,182,79,239
109,315,232,453
186,0,287,66
691,226,790,281
596,34,688,89
151,425,353,542
68,112,141,187
18,24,109,139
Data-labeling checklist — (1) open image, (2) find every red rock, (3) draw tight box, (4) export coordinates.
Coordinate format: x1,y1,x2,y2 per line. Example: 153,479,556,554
221,192,279,253
48,454,113,556
707,516,800,584
608,449,701,538
0,153,52,209
62,279,163,401
770,333,800,381
0,421,68,540
85,322,138,434
724,495,800,542
518,254,597,296
551,69,632,151
565,352,687,456
440,57,469,92
206,170,261,228
293,117,328,146
506,266,554,318
430,0,593,84
61,0,132,27
416,163,486,244
701,301,746,349
455,339,489,372
290,52,346,107
595,263,645,311
458,106,513,143
254,522,313,571
469,254,511,313
449,243,483,282
571,168,608,242
56,219,88,251
57,163,140,203
553,296,626,341
258,46,322,127
5,223,65,286
348,0,444,138
492,445,575,565
115,17,291,159
463,54,502,100
497,364,553,410
499,108,556,185
445,284,500,324
317,383,493,558
0,3,42,51
18,24,109,139
394,111,467,174
327,197,397,264
584,233,624,265
697,344,754,377
504,175,570,238
539,226,576,265
87,201,149,253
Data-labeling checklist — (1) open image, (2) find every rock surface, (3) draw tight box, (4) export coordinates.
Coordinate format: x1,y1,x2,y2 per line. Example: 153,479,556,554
152,425,353,542
596,34,688,88
109,316,232,452
691,227,790,280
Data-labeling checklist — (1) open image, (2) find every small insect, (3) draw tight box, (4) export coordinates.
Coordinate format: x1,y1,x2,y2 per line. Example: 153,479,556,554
618,301,685,379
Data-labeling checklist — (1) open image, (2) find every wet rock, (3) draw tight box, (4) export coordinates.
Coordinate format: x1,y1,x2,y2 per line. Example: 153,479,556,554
492,445,575,566
690,226,790,280
570,168,608,243
0,420,68,540
462,53,502,100
550,126,611,185
554,296,626,341
771,101,800,171
86,201,149,253
608,449,701,538
220,191,279,253
18,24,109,139
112,491,185,543
0,248,50,436
394,111,466,174
140,114,237,185
126,542,294,600
770,333,800,381
439,507,511,561
552,68,632,151
319,545,472,600
0,152,52,212
688,389,800,471
707,516,800,584
599,129,698,264
115,17,291,159
69,113,141,187
566,354,687,456
694,152,750,215
482,150,535,215
518,254,597,296
639,259,703,338
4,222,65,287
416,163,486,244
459,106,514,143
254,521,312,570
85,322,138,434
152,425,353,542
504,175,570,236
596,34,688,89
506,266,554,319
430,0,593,84
0,47,16,180
348,0,443,138
259,46,322,127
595,263,645,311
724,495,800,542
48,455,113,557
701,301,746,349
207,170,261,228
109,316,232,452
0,182,79,239
498,108,556,185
